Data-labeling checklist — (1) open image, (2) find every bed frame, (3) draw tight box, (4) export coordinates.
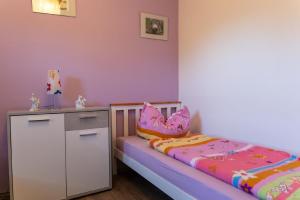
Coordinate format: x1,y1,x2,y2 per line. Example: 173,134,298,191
111,101,196,200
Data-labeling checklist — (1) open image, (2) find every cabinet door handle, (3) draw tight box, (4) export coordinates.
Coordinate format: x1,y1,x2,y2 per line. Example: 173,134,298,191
28,116,51,122
79,132,98,137
79,114,97,119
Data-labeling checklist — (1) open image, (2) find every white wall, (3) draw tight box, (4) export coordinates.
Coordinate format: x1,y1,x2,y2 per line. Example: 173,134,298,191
179,0,300,154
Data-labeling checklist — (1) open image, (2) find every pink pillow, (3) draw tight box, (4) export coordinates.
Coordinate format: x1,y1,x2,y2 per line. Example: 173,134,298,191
137,103,190,140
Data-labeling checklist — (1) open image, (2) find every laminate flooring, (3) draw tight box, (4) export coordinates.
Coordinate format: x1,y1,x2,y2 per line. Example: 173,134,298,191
78,164,172,200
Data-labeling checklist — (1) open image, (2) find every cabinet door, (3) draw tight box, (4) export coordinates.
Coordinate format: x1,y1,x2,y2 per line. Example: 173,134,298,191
66,128,111,197
10,114,66,200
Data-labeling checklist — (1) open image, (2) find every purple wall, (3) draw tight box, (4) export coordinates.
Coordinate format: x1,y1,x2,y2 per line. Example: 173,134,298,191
0,0,178,192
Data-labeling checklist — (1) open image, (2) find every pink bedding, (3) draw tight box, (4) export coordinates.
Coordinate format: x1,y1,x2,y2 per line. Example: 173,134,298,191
150,134,300,200
117,136,255,200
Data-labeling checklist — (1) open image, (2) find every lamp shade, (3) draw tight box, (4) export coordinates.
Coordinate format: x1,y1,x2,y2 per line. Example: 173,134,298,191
47,70,62,95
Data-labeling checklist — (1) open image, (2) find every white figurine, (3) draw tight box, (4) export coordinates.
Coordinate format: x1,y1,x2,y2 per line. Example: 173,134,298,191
75,95,87,110
30,93,40,112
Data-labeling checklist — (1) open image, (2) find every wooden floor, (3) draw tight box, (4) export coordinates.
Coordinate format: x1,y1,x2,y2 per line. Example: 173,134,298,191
78,167,172,200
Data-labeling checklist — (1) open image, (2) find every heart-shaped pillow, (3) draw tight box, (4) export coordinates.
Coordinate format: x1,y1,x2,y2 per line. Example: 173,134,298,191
137,103,190,140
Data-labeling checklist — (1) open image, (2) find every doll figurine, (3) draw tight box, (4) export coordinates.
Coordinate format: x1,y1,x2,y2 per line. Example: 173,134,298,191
30,93,40,112
75,95,87,110
47,70,62,95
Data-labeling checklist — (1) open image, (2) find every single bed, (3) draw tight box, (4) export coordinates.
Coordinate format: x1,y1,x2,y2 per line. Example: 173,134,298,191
111,102,256,200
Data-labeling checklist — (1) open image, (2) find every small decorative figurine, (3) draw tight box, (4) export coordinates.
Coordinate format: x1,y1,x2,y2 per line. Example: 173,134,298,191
30,93,40,112
75,95,87,110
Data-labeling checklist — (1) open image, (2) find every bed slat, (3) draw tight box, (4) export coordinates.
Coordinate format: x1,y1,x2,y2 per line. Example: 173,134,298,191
135,109,140,126
167,107,171,118
124,109,129,137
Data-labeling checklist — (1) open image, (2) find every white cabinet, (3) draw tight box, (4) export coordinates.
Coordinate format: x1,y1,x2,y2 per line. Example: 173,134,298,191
10,114,66,200
66,128,110,197
8,108,111,200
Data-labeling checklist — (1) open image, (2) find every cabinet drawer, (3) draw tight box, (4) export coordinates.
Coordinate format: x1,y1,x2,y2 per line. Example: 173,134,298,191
66,128,111,197
65,111,108,131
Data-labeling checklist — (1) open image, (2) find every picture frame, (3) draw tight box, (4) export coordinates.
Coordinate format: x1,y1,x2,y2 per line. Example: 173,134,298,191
140,13,168,41
32,0,76,17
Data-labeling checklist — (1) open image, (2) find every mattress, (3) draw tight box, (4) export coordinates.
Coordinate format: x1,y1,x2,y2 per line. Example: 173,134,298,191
117,136,256,200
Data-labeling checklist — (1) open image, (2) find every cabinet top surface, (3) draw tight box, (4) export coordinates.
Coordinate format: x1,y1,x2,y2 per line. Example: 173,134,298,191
8,107,110,116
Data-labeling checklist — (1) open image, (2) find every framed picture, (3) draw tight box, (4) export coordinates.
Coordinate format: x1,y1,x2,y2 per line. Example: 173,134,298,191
32,0,76,17
140,13,168,41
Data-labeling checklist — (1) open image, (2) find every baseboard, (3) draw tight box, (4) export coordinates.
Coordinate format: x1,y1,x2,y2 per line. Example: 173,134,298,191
0,192,9,200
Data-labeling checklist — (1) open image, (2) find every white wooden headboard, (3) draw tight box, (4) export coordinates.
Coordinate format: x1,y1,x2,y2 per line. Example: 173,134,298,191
110,101,181,147
110,101,181,173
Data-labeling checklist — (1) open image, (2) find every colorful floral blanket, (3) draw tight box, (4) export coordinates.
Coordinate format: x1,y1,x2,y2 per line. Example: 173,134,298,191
149,134,300,200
